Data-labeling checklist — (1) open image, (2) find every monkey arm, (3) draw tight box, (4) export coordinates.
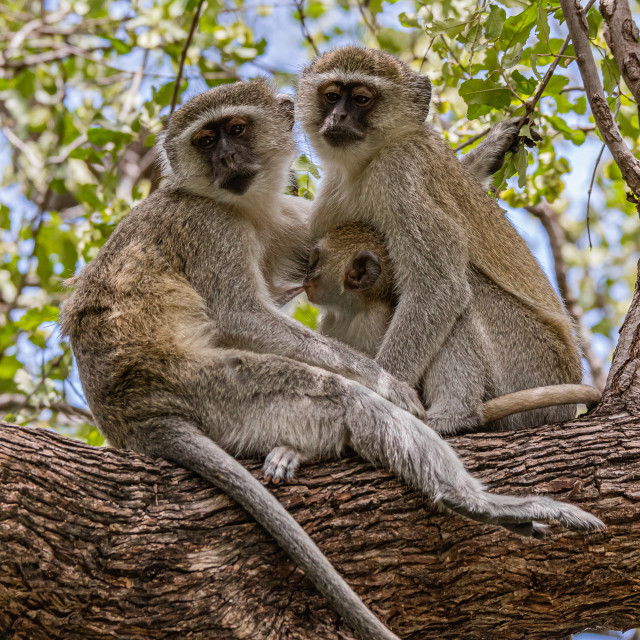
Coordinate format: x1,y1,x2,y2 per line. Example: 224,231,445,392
179,216,424,418
375,210,471,387
219,305,424,419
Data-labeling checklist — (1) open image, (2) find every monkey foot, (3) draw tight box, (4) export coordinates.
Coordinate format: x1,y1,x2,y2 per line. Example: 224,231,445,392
263,447,308,484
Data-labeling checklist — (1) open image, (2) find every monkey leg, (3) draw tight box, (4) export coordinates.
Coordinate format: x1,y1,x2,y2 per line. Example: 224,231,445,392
421,312,493,436
176,350,603,535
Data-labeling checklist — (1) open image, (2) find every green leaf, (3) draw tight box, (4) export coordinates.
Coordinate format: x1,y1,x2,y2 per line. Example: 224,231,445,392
512,70,537,95
293,302,318,330
514,146,528,188
87,128,133,147
0,204,10,230
293,154,321,179
459,79,512,110
536,0,550,42
500,4,537,49
467,103,493,118
503,42,524,68
75,184,105,211
398,12,419,28
15,305,59,332
485,5,506,39
105,36,132,55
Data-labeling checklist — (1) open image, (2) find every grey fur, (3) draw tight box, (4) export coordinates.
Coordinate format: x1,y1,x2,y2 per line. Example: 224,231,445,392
61,80,602,640
297,47,587,437
304,223,600,434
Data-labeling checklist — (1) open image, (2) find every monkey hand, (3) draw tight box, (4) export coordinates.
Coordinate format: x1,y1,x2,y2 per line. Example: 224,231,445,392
503,117,542,153
376,373,426,420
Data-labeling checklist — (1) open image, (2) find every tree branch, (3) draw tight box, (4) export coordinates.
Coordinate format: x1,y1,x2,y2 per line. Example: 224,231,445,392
169,0,206,116
0,409,637,639
600,0,640,109
559,0,640,200
596,260,640,413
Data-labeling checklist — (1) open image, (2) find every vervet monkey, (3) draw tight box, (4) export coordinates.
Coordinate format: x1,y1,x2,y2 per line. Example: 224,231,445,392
61,80,602,640
303,222,601,432
297,47,588,435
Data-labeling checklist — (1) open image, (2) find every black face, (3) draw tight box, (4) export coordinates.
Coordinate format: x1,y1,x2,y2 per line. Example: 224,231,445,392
191,116,260,194
318,82,377,148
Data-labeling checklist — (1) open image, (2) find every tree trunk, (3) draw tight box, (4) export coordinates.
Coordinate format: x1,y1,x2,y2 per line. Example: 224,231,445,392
1,267,639,640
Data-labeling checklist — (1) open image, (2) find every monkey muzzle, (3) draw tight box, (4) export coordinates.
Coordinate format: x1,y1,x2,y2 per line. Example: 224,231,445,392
320,125,365,148
219,170,258,195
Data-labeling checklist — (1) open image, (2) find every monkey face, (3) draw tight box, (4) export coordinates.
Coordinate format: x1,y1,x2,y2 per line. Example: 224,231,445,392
298,47,432,163
190,116,260,195
157,79,296,201
303,238,385,308
317,82,378,148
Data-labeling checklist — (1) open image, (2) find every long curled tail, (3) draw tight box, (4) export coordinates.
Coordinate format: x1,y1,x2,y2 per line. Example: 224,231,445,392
481,384,601,425
137,417,401,640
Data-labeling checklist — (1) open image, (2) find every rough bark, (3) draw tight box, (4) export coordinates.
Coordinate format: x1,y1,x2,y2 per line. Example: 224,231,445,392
559,0,640,199
601,0,640,108
1,408,640,640
1,276,640,640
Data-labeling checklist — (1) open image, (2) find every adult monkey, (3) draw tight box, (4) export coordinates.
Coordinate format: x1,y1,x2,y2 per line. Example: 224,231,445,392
297,47,588,436
303,222,601,433
63,80,601,640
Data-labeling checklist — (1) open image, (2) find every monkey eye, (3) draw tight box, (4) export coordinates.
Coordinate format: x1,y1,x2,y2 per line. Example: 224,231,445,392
324,92,340,104
229,123,246,137
353,94,371,106
195,134,216,149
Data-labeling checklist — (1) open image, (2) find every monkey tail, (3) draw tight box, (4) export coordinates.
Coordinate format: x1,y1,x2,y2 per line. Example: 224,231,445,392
481,384,601,425
139,418,401,640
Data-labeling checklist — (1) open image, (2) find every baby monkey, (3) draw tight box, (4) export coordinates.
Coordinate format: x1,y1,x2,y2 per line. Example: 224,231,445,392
304,222,600,434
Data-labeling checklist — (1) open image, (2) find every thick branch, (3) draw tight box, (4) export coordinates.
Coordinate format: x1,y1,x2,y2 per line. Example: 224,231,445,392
600,0,640,107
0,411,638,640
596,260,640,413
559,0,640,197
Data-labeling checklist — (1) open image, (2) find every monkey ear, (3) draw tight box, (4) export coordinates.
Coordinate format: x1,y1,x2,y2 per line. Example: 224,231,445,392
276,93,295,130
415,74,432,121
344,251,382,292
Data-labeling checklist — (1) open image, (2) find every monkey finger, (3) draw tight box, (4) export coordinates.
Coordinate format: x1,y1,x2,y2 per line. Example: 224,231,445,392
378,376,426,420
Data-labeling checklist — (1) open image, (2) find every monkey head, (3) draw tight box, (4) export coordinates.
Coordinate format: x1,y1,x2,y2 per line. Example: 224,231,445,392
303,222,394,309
297,47,431,165
157,79,296,202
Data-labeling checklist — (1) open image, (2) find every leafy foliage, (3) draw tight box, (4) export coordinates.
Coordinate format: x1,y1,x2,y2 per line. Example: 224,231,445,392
1,0,638,439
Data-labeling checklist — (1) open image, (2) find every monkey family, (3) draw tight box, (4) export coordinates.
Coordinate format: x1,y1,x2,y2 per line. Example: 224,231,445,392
61,47,603,640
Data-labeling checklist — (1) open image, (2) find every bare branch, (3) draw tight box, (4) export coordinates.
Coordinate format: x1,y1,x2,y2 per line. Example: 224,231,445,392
559,0,640,200
525,200,608,390
0,395,93,422
600,0,640,109
169,0,206,116
453,127,491,152
294,0,319,56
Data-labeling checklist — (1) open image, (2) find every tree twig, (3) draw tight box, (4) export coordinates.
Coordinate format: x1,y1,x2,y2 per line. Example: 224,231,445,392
453,127,491,152
559,0,640,200
586,143,606,248
294,0,319,56
169,0,206,116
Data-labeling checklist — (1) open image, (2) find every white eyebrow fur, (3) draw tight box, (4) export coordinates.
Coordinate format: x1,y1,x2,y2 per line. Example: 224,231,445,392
308,71,395,92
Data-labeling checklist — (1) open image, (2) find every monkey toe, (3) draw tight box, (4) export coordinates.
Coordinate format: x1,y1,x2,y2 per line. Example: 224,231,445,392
263,446,305,484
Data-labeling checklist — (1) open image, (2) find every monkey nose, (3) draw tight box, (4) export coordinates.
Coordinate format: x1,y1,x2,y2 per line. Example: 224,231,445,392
302,279,317,302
